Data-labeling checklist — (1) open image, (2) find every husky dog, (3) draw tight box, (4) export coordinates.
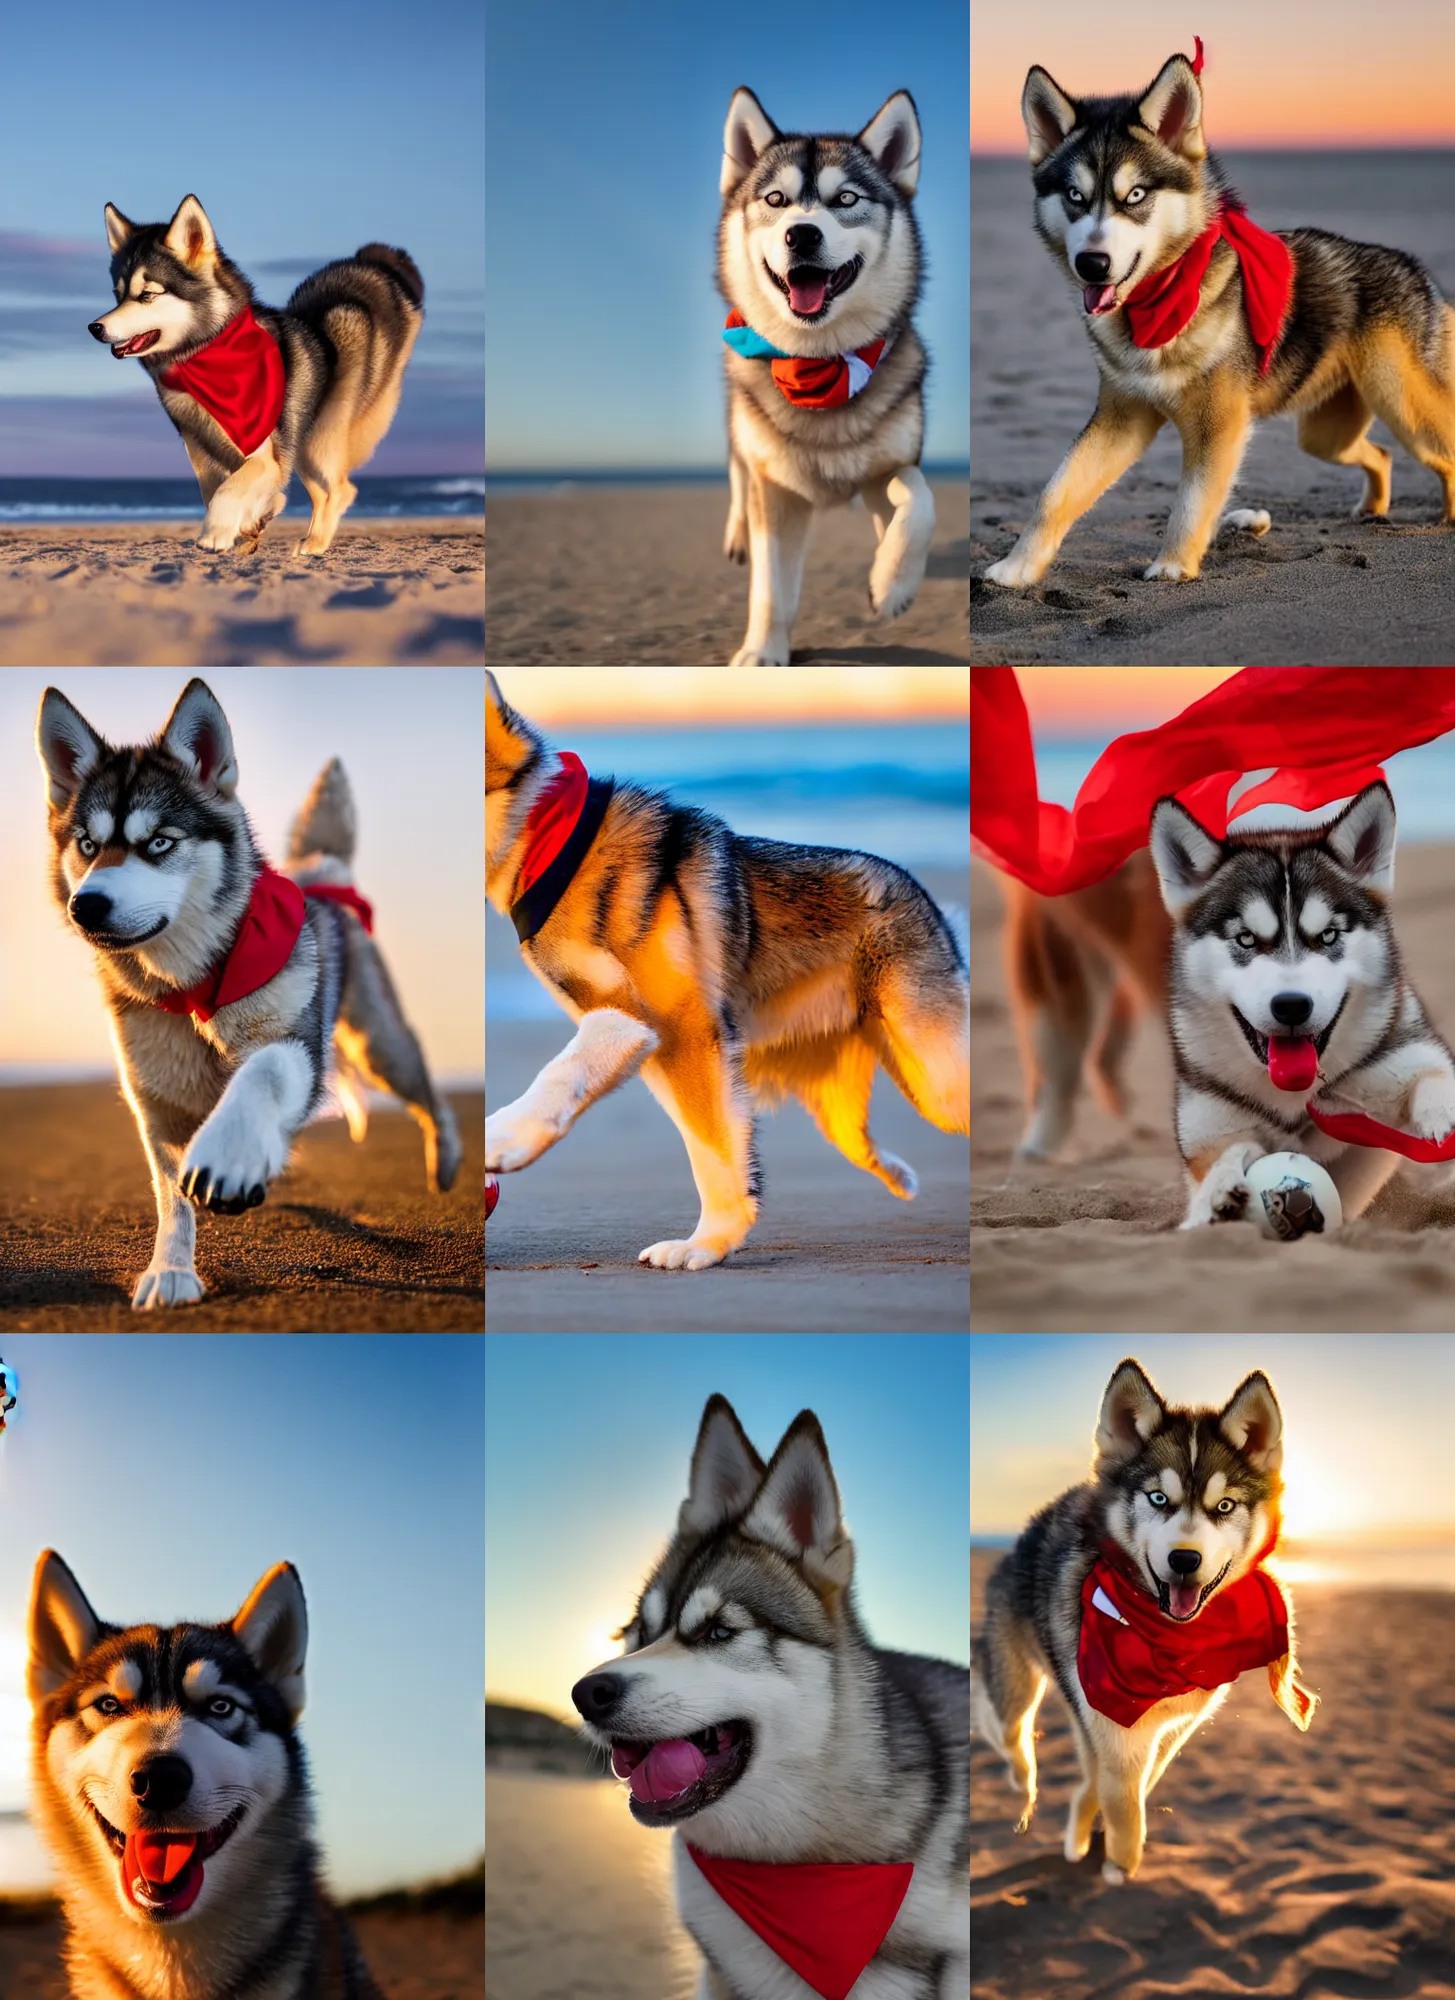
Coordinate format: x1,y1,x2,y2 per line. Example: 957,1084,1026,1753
718,88,936,665
973,1361,1315,1885
1149,781,1455,1227
572,1394,970,1997
28,1550,381,1999
37,678,461,1309
984,49,1455,588
88,194,422,555
486,672,968,1269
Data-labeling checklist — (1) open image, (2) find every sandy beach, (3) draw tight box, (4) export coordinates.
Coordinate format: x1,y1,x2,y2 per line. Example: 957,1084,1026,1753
971,153,1455,665
0,518,483,665
970,1552,1455,2000
0,1082,484,1331
485,481,970,664
971,841,1455,1332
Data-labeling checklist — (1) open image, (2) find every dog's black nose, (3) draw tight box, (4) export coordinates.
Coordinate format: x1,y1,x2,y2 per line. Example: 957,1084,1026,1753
69,891,113,932
1073,250,1112,283
1270,992,1313,1027
87,320,110,342
1167,1549,1202,1575
784,223,823,256
571,1672,624,1722
130,1755,193,1812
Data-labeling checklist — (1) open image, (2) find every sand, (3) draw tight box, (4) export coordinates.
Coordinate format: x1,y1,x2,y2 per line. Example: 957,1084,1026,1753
0,518,484,665
970,1552,1455,2000
0,1082,484,1331
971,841,1455,1332
484,481,970,664
971,153,1455,665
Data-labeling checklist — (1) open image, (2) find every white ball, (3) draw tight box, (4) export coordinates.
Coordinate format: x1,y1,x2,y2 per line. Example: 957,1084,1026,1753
1244,1152,1343,1241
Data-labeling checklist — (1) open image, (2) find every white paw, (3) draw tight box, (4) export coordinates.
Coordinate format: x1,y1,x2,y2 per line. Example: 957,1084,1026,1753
638,1238,728,1272
1064,1828,1092,1863
870,570,921,619
179,1108,287,1213
1143,559,1197,581
729,639,791,667
1222,508,1270,537
293,537,331,557
882,1153,918,1198
197,524,240,553
1410,1076,1455,1141
132,1266,206,1310
983,554,1041,589
1102,1859,1127,1886
485,1108,554,1172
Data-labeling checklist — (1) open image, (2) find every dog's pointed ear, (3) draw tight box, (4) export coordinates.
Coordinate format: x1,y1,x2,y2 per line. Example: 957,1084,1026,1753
1022,67,1079,166
1149,795,1224,917
1321,781,1397,895
679,1394,766,1535
28,1552,104,1701
161,678,238,796
232,1562,308,1721
859,90,921,196
722,86,779,196
104,202,136,255
742,1411,854,1603
1135,54,1205,162
37,688,107,811
1217,1371,1283,1473
1095,1360,1166,1465
164,193,217,267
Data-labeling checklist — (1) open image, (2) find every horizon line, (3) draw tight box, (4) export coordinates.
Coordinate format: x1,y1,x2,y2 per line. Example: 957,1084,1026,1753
487,459,971,481
972,140,1455,159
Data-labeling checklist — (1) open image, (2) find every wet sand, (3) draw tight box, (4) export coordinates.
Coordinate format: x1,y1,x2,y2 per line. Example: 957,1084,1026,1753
485,481,970,664
971,153,1455,665
0,518,483,665
972,842,1455,1332
0,1083,484,1331
971,1553,1455,2000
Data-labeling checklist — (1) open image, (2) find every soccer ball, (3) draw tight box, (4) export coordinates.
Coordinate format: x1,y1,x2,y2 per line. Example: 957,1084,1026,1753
1244,1153,1342,1241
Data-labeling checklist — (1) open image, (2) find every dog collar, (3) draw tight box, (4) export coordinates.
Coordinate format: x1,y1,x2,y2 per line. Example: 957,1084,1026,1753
510,751,615,943
152,868,372,1023
684,1843,913,2000
159,304,286,456
1078,1544,1315,1730
723,310,888,408
1124,198,1292,376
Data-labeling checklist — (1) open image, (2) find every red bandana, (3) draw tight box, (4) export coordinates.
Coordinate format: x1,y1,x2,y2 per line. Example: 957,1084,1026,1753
1078,1545,1314,1730
724,310,887,408
685,1844,913,2000
296,882,374,933
160,305,286,456
152,869,372,1023
1125,201,1293,376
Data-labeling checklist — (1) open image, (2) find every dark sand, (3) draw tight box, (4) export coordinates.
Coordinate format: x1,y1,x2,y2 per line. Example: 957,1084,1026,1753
0,1083,484,1330
0,518,484,665
971,1552,1455,2000
971,153,1455,665
972,843,1455,1332
485,481,970,664
486,866,970,1332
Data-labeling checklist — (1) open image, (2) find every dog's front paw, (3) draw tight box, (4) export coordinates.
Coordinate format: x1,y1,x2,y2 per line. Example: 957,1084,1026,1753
485,1107,555,1173
1410,1075,1455,1142
729,638,790,667
179,1113,286,1214
1143,558,1199,581
638,1237,728,1272
868,564,921,620
197,525,240,553
983,553,1042,589
1210,1178,1252,1223
132,1266,206,1310
1101,1859,1127,1886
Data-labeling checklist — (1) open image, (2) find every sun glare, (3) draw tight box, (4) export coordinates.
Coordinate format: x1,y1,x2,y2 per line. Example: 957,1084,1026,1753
1278,1445,1357,1542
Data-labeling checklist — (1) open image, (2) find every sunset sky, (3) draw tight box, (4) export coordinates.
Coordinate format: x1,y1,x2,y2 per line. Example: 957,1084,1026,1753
493,667,971,727
972,2,1455,152
1008,668,1235,735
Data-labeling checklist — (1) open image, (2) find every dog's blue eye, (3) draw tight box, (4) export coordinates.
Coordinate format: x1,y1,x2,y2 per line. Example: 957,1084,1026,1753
1065,188,1086,205
833,190,860,208
706,1622,734,1643
1321,927,1339,947
77,834,97,858
1147,1491,1168,1508
207,1697,236,1717
147,835,175,856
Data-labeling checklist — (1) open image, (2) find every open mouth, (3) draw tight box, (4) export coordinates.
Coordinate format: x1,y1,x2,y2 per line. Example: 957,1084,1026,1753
1150,1558,1231,1624
766,256,863,322
1081,253,1141,317
89,1802,245,1920
81,916,169,951
1231,999,1345,1093
609,1721,752,1827
111,330,161,358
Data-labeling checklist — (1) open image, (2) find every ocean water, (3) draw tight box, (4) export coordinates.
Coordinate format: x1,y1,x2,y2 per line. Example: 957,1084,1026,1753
487,460,971,492
0,475,483,523
487,720,969,1023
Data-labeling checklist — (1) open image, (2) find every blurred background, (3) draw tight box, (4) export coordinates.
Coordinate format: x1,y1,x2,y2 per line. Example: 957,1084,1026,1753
485,1333,968,2000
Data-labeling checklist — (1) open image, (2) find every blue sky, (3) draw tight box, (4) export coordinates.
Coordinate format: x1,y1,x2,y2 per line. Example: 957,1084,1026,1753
0,1335,483,1895
0,1,483,477
484,0,969,470
485,1335,969,1715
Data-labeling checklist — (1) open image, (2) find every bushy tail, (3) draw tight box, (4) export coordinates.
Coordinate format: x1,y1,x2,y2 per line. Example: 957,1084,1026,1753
356,242,424,308
288,757,356,878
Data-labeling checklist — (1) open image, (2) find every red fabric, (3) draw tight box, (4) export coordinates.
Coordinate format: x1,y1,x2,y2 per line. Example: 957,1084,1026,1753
1125,202,1293,375
1077,1547,1294,1727
1305,1101,1455,1163
685,1844,913,2000
1191,34,1205,75
970,667,1455,898
486,1176,500,1219
724,310,886,408
516,751,591,898
160,305,286,456
298,881,374,933
154,867,305,1022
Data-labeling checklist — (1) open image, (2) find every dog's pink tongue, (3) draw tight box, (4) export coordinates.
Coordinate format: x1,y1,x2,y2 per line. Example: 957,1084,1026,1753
628,1738,706,1802
1169,1579,1201,1620
1269,1037,1319,1092
788,272,828,316
127,1831,198,1887
1083,282,1118,315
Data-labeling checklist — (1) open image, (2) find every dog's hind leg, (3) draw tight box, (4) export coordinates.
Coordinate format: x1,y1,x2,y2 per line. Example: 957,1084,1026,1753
971,1598,1046,1831
1297,382,1392,517
335,939,466,1192
1064,1719,1102,1862
486,1008,657,1177
867,965,970,1137
748,1034,919,1197
724,451,748,563
1357,326,1455,520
